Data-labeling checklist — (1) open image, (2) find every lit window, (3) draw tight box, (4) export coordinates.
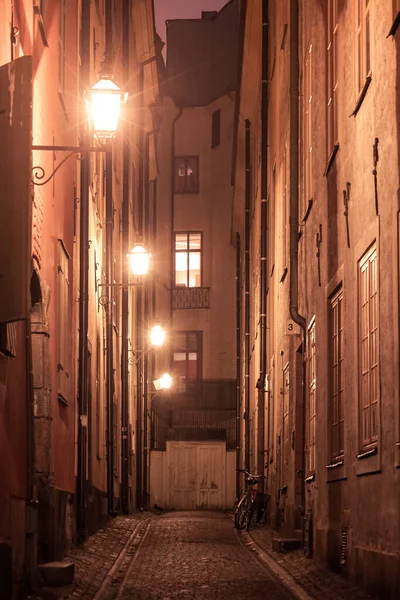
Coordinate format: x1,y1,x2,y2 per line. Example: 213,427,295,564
174,157,199,194
329,287,344,460
172,331,201,392
356,0,371,93
175,232,202,288
358,244,379,448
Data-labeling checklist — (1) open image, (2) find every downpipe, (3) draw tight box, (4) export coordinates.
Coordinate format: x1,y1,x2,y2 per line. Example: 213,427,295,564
244,119,251,472
289,0,307,543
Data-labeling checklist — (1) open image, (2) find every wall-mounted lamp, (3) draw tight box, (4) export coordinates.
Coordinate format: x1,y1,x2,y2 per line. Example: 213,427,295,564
153,373,172,391
86,76,128,140
149,324,166,347
128,243,151,276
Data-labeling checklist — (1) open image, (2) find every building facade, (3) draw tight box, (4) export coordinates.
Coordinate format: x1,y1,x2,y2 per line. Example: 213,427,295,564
0,0,159,595
233,0,400,597
149,1,240,510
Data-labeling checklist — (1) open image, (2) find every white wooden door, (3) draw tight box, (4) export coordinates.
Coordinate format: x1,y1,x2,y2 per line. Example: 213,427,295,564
168,443,197,508
166,441,225,509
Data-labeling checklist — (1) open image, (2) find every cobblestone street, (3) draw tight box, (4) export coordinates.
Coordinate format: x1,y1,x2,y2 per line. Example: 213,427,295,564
105,511,293,600
26,512,380,600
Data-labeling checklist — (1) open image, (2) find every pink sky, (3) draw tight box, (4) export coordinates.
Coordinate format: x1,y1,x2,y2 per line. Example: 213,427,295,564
154,0,229,46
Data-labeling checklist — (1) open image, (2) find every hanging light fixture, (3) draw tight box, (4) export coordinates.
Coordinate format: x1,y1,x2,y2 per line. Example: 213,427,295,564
86,76,127,139
128,243,151,276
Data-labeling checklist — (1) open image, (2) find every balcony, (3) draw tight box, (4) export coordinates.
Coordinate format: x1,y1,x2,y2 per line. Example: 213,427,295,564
151,380,236,451
172,286,210,309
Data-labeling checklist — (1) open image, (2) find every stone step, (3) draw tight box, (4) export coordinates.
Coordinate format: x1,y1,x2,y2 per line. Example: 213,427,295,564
272,536,302,553
38,561,75,587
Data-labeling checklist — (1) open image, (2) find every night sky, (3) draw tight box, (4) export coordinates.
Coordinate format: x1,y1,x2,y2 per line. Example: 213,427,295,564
154,0,228,47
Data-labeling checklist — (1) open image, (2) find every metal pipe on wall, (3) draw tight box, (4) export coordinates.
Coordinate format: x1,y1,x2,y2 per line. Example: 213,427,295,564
236,232,242,499
257,0,269,486
76,0,91,541
105,149,115,515
289,0,307,542
121,0,130,515
244,119,251,472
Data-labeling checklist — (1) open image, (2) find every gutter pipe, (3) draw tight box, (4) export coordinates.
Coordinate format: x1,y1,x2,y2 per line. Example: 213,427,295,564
257,0,269,486
289,0,307,540
244,119,251,472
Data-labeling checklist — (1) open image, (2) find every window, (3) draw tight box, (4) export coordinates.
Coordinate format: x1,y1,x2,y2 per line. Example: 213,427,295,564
57,240,70,404
358,244,379,448
303,44,313,214
175,232,202,288
0,322,17,358
329,287,344,460
282,364,290,482
327,0,339,153
58,0,66,96
356,0,371,93
172,331,202,392
211,110,221,147
174,157,199,194
307,318,316,473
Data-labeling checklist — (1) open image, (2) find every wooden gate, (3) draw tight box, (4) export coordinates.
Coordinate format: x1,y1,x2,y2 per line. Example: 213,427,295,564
166,441,226,509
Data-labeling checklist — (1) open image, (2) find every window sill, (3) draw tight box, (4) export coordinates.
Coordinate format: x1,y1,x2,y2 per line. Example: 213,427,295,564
350,76,372,117
34,5,49,48
324,144,340,176
355,445,381,477
305,472,315,484
326,458,346,482
387,11,400,37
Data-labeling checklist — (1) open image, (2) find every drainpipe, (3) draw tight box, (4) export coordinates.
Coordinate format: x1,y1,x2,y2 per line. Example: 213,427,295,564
236,232,241,499
170,107,183,323
136,58,157,510
77,0,90,539
121,0,130,515
142,131,153,509
244,119,251,472
256,0,269,487
289,0,307,541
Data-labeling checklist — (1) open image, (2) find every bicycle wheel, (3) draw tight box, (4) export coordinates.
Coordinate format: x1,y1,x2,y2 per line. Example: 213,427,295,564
234,495,252,530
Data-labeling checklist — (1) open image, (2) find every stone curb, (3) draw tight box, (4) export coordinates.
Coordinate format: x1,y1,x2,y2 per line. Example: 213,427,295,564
93,514,156,600
235,529,314,600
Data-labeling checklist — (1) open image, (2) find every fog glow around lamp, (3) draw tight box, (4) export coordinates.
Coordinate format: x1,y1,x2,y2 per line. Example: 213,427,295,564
128,244,151,276
159,373,172,390
150,325,165,347
153,373,172,391
86,77,127,138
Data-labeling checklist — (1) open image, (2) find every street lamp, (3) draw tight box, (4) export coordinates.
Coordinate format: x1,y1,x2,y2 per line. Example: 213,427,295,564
128,244,151,276
153,373,172,391
150,324,166,347
86,76,128,140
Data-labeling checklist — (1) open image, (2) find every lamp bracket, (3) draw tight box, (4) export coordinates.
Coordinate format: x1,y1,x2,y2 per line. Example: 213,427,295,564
31,144,111,187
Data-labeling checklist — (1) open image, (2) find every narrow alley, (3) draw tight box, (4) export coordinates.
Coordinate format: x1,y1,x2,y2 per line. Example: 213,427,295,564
101,512,293,600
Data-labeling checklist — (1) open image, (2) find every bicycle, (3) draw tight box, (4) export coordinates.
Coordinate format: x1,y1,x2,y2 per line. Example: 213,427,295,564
234,469,267,531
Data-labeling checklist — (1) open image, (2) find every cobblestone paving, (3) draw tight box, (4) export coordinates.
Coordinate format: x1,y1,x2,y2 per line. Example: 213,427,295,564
111,511,294,600
26,514,149,600
248,522,377,600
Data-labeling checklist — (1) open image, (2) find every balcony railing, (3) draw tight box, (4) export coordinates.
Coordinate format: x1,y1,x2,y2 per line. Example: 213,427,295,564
151,380,236,451
172,286,210,309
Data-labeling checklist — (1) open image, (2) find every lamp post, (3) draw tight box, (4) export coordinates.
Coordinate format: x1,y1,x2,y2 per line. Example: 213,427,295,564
31,75,128,536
